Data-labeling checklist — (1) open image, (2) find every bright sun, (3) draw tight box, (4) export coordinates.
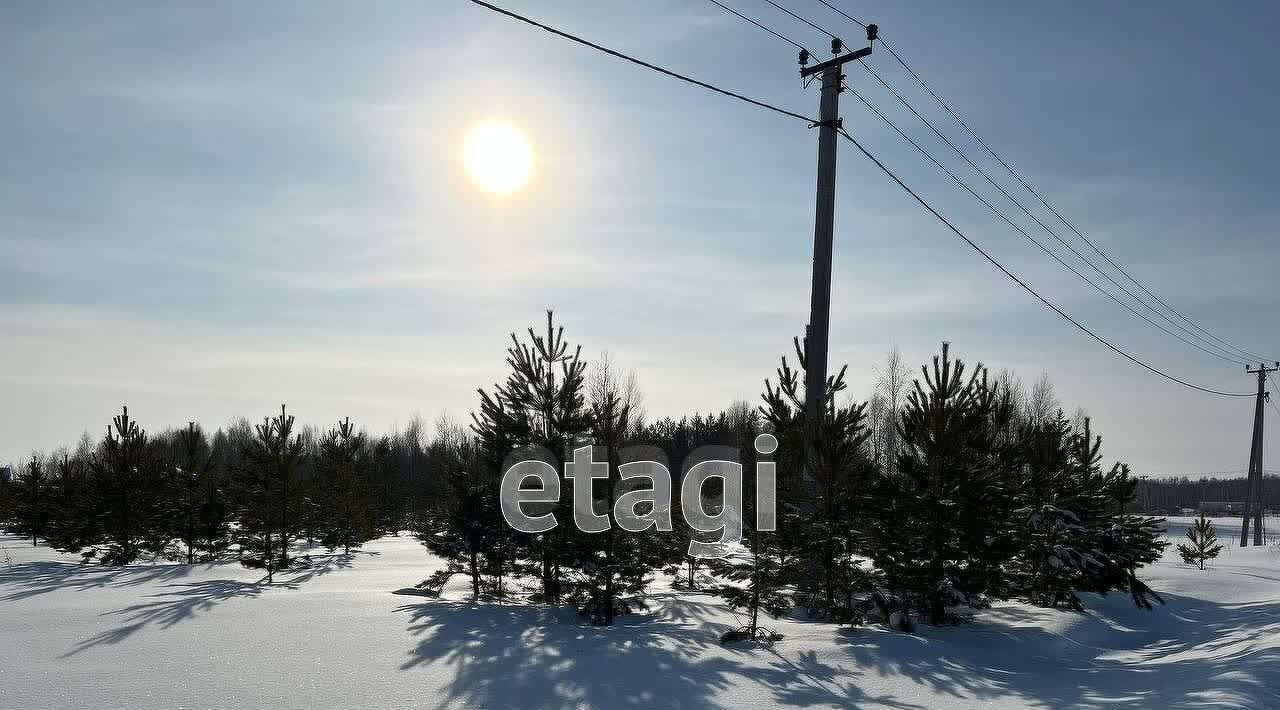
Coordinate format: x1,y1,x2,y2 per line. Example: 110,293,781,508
462,120,534,195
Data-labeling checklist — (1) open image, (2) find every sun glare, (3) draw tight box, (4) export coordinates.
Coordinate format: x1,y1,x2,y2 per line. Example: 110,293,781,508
462,120,534,195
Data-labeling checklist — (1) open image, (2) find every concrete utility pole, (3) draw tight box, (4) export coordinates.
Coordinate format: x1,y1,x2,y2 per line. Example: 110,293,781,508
1241,361,1278,546
800,24,877,420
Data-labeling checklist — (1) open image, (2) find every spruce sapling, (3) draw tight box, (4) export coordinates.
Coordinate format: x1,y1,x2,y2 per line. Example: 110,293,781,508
1177,513,1223,571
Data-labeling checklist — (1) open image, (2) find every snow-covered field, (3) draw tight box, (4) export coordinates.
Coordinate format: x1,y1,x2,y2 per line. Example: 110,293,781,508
2,520,1278,710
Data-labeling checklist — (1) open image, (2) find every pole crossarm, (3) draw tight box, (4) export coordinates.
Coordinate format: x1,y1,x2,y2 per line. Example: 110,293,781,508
800,46,872,78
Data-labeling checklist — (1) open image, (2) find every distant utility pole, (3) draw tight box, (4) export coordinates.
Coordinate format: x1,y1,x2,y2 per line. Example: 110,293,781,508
1240,361,1278,546
801,23,877,420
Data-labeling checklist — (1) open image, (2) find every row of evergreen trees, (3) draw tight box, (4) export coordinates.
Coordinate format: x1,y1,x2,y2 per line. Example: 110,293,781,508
703,338,1168,633
1134,474,1280,513
0,406,394,580
379,314,1170,630
0,311,1169,630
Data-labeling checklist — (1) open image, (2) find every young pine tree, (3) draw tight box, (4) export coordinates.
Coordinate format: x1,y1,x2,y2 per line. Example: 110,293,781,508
44,451,101,559
11,455,50,547
1178,513,1223,571
89,406,169,565
368,435,402,535
315,417,376,554
954,376,1022,603
707,436,795,643
233,405,306,583
471,310,593,605
759,336,876,620
711,528,793,643
168,422,217,564
1064,422,1167,609
197,431,234,561
647,414,732,593
1010,413,1092,609
868,344,1007,626
574,355,659,625
415,421,505,599
1100,463,1168,608
0,466,12,529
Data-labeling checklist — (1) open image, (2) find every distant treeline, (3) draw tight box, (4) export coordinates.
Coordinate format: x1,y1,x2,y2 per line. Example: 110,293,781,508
1134,475,1280,513
0,311,1170,631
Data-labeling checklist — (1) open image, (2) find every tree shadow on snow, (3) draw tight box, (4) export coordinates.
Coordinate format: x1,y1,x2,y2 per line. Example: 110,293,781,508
0,560,196,601
61,578,266,656
0,550,372,658
834,593,1280,709
0,550,360,603
277,550,356,585
396,599,734,709
395,592,926,710
57,553,370,655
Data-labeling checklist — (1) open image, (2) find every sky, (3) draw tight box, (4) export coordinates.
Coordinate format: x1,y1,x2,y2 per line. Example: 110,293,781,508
2,0,1278,477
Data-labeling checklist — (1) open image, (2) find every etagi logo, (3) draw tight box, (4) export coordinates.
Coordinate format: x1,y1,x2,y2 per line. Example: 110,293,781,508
500,434,778,559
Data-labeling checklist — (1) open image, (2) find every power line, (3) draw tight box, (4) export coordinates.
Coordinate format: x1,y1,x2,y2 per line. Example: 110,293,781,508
874,35,1277,364
466,0,815,124
469,0,1250,399
763,0,835,40
847,81,1249,366
704,0,812,54
836,126,1252,398
806,5,1274,363
854,60,1248,365
813,0,867,29
639,0,1263,371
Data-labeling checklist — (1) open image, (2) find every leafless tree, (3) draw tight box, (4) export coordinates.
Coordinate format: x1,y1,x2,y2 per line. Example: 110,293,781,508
1070,406,1090,435
1027,372,1059,426
872,347,909,474
994,369,1026,428
432,413,468,452
590,352,645,440
865,392,890,466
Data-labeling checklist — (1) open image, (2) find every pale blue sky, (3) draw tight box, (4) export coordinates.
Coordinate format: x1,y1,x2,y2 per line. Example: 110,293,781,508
3,1,1278,475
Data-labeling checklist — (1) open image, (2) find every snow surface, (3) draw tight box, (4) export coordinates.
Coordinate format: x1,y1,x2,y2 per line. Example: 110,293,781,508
1,521,1278,710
